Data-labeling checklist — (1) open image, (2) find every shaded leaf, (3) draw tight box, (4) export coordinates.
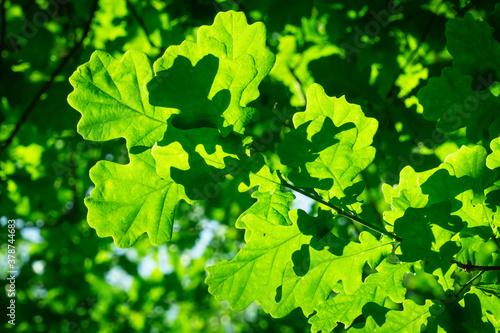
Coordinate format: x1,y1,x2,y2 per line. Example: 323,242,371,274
446,14,500,78
148,10,275,136
310,259,412,332
351,300,433,333
418,67,500,143
278,83,378,212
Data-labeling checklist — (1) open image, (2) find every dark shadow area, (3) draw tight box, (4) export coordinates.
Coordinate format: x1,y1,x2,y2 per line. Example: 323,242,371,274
295,209,349,256
155,125,243,200
308,54,372,101
275,285,283,303
128,145,150,155
279,118,356,195
328,181,367,209
394,202,462,276
292,244,310,276
458,225,494,241
420,169,473,213
280,118,352,166
427,293,495,332
485,182,500,210
147,54,231,130
362,302,390,327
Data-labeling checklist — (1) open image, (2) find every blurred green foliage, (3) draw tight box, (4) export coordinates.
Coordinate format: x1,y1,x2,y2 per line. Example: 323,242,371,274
1,0,499,332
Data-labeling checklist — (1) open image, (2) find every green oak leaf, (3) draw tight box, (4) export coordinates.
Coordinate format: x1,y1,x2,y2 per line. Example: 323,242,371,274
446,14,500,78
454,234,485,263
278,83,378,212
148,54,231,130
469,287,500,330
236,190,295,236
68,49,192,247
428,293,496,332
384,145,500,289
473,284,500,297
351,300,433,333
147,10,275,136
85,150,189,248
487,137,500,169
152,126,242,200
309,259,412,332
68,50,170,148
394,203,461,291
206,209,393,317
147,11,278,201
417,67,500,143
385,146,499,233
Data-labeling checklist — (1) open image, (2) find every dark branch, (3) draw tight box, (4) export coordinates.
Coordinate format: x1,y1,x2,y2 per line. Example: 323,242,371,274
0,0,99,156
386,14,436,100
0,0,6,70
454,271,485,298
126,1,164,54
278,174,402,242
451,260,500,273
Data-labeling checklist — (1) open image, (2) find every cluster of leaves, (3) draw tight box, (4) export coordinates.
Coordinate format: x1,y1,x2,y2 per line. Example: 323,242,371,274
68,5,500,333
2,0,500,332
1,1,310,332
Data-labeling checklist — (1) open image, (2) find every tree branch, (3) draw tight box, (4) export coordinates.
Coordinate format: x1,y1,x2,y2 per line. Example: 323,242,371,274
454,271,484,298
126,0,164,54
279,176,402,242
386,13,436,100
0,0,99,156
0,0,6,71
451,260,500,273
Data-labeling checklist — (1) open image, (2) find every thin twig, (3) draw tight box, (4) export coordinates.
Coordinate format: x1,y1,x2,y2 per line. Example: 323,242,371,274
454,271,485,298
451,260,500,272
126,0,164,54
386,13,436,100
279,176,402,242
0,0,99,156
